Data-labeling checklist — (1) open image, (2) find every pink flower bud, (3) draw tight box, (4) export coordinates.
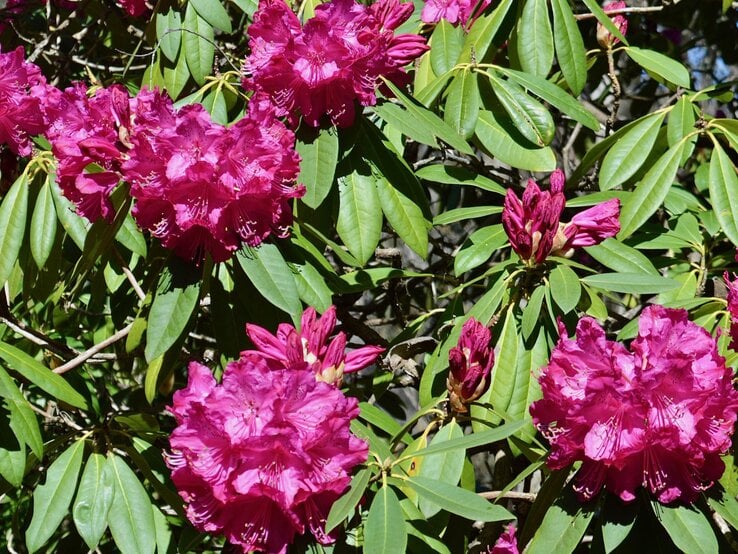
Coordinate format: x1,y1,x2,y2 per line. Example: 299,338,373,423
597,1,628,48
447,318,494,413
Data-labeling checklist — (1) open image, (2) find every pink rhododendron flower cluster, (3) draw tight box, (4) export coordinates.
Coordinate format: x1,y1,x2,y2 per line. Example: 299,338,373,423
502,169,620,265
123,91,303,263
245,305,384,385
243,0,428,127
597,1,628,48
168,311,371,553
447,317,494,413
421,0,491,27
117,0,149,16
0,47,50,156
724,271,738,351
487,524,519,554
530,305,738,504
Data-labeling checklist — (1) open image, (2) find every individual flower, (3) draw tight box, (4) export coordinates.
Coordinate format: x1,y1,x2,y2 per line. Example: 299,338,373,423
116,0,149,16
44,83,131,222
421,0,490,27
597,1,628,48
724,271,738,352
501,169,620,265
530,305,738,504
244,305,385,385
243,0,428,128
447,317,494,413
168,354,368,553
487,524,520,554
122,90,303,263
0,47,50,156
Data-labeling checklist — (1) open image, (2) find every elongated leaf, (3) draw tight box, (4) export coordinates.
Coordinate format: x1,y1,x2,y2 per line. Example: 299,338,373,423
364,485,406,554
406,476,514,522
0,173,28,287
601,495,637,553
418,421,465,517
618,141,686,239
708,487,738,531
526,486,595,553
416,164,506,194
549,265,581,313
460,0,513,62
162,51,190,100
0,341,87,409
0,446,25,487
115,214,147,258
336,165,382,266
444,69,481,139
375,174,430,258
586,238,658,275
522,285,546,339
708,142,738,247
236,243,302,322
183,3,215,85
144,263,201,362
30,178,57,269
326,468,372,533
454,224,507,275
506,329,546,440
434,205,502,225
516,0,554,77
190,0,232,32
156,8,182,62
374,101,439,148
667,96,697,147
430,19,464,75
651,501,717,554
293,262,332,313
296,125,339,208
475,110,556,171
581,273,679,294
551,0,587,95
50,173,90,249
0,366,42,459
107,454,157,554
412,420,526,461
600,112,666,190
25,440,85,553
625,47,690,88
73,453,114,550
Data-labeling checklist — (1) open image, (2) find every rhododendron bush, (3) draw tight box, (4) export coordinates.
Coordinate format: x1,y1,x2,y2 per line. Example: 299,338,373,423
3,0,738,552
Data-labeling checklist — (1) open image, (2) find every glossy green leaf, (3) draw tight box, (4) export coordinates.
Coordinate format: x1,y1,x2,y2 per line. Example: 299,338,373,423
183,3,215,85
201,87,228,124
236,243,302,322
586,238,658,275
364,485,406,554
475,110,557,171
430,19,465,75
601,495,637,553
413,420,526,459
50,172,90,250
0,366,42,459
190,0,232,32
107,454,157,554
0,172,28,288
162,51,190,100
625,47,691,88
454,224,508,275
506,329,546,440
549,264,581,313
406,476,514,522
374,100,440,148
599,112,666,190
551,0,587,95
418,421,465,517
416,164,506,195
434,205,502,225
73,453,114,550
0,446,26,487
522,285,546,339
708,142,738,247
25,440,85,553
484,307,518,427
144,355,163,405
651,501,717,554
516,0,554,77
293,262,332,313
155,8,182,62
0,341,88,409
325,468,372,533
336,165,382,266
460,0,513,62
445,69,481,139
526,486,595,553
618,141,687,239
375,173,430,258
581,273,679,294
667,97,697,148
707,486,738,531
296,125,339,209
115,214,147,258
30,178,57,269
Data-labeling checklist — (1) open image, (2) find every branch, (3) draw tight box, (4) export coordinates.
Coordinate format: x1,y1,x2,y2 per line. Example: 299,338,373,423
53,323,133,375
574,6,663,21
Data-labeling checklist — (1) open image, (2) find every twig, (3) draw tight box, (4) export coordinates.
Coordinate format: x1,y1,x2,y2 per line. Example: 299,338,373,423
604,49,621,136
574,6,663,20
53,323,133,374
479,490,538,502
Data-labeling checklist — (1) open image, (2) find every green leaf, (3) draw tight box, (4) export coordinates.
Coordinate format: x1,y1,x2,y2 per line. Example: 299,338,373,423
335,268,426,294
497,68,599,131
325,468,372,533
549,265,581,313
364,485,407,554
444,69,481,139
0,446,26,487
475,110,557,171
434,205,502,225
460,0,513,62
454,224,508,275
293,262,333,313
107,454,157,554
190,0,232,32
155,8,182,62
708,142,738,247
144,355,164,405
487,71,555,146
601,497,637,553
624,47,691,89
581,273,679,294
522,285,546,339
336,164,382,266
526,486,595,553
236,243,302,322
506,329,546,440
579,0,628,46
115,214,148,258
551,0,587,95
30,178,57,269
183,3,215,85
375,173,430,258
25,440,85,553
374,101,439,148
585,238,658,275
382,79,473,155
0,172,28,288
296,125,339,209
651,501,717,554
0,341,88,409
430,19,465,75
667,96,697,149
73,453,114,550
406,476,514,522
599,112,666,190
516,0,554,78
50,173,90,250
0,366,43,459
417,421,465,517
618,141,687,239
144,262,201,362
162,51,190,100
359,401,407,440
413,420,525,459
708,486,738,531
416,164,506,195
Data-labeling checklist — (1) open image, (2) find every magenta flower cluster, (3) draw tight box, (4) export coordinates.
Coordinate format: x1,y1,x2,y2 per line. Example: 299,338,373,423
447,317,494,413
168,306,378,553
530,305,738,504
421,0,491,27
